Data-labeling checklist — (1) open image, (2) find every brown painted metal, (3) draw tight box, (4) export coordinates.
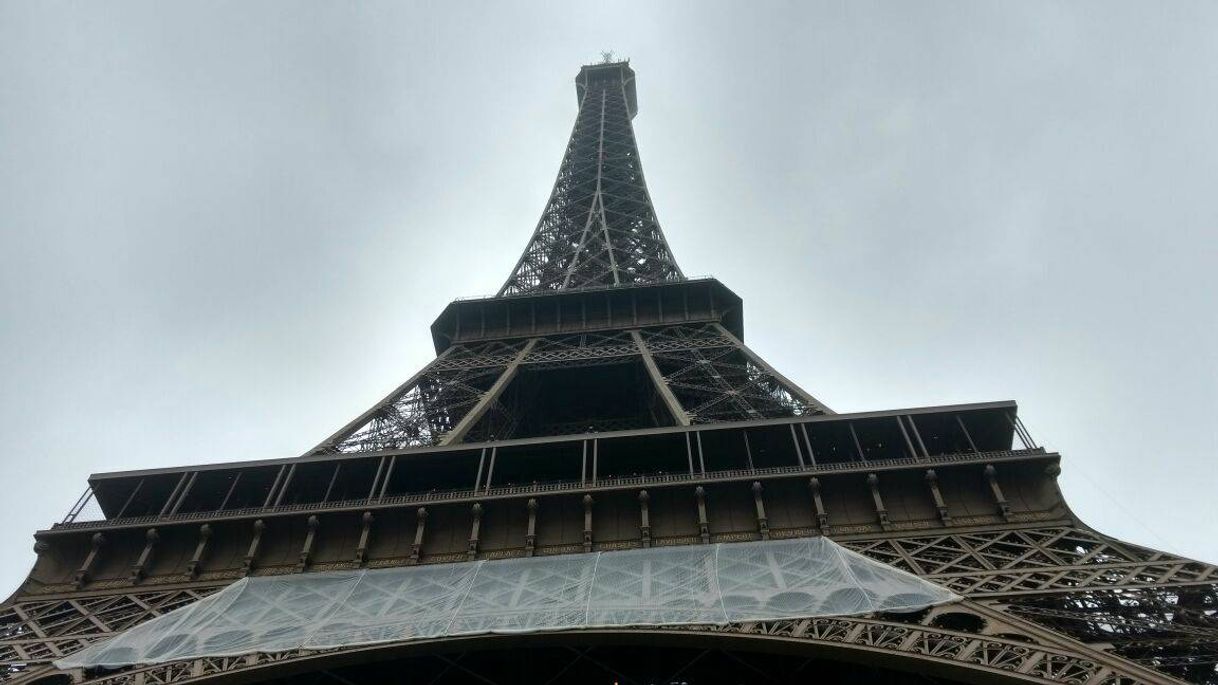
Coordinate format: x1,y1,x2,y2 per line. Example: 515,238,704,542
2,60,1213,685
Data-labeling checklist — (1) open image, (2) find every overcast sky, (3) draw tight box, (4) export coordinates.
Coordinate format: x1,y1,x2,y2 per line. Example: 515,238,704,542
2,1,1217,599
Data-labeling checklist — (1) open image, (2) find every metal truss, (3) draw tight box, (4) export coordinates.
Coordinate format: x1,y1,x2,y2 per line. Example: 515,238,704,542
842,526,1218,684
7,524,1214,684
841,526,1216,597
310,323,825,454
1001,585,1218,684
641,324,830,422
325,364,504,453
306,60,823,453
310,340,532,454
14,607,1179,685
498,64,683,295
8,60,1206,685
525,331,638,369
0,588,223,678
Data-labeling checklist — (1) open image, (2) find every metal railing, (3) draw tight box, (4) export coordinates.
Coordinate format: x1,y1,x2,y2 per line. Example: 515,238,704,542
450,275,719,303
52,447,1049,532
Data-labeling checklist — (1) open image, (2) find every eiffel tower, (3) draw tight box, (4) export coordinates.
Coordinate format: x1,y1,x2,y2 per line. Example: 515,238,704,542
3,60,1216,685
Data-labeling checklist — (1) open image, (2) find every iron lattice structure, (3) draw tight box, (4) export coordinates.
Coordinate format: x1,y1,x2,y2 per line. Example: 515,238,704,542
498,64,682,294
311,322,829,454
3,60,1216,685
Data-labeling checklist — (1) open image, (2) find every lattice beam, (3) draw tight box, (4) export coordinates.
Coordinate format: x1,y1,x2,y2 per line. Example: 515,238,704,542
29,609,1180,685
843,526,1218,684
499,63,682,295
639,324,826,423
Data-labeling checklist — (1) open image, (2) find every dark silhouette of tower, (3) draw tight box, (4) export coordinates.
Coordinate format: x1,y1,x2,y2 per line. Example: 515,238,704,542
3,61,1215,685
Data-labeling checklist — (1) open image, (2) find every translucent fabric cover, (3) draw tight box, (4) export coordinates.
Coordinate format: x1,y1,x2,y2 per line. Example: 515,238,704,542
57,537,957,669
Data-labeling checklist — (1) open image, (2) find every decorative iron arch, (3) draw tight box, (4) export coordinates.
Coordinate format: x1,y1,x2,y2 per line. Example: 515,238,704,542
62,612,1171,685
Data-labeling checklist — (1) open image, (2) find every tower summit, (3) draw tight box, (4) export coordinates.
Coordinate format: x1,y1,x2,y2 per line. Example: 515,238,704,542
4,61,1216,685
500,61,673,294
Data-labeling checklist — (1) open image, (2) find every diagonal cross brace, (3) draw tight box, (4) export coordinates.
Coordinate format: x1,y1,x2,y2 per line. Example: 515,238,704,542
712,323,834,415
440,339,538,445
631,330,690,426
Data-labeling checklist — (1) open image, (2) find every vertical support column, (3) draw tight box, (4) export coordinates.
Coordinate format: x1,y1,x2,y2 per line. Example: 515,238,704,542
525,499,538,557
116,479,145,519
75,533,105,589
1005,412,1037,449
800,424,817,466
366,457,386,503
442,339,539,445
242,520,265,576
956,415,979,453
322,464,342,503
895,417,918,460
924,469,952,525
751,481,769,540
484,448,498,492
273,464,297,507
263,466,287,509
160,472,191,517
790,425,805,467
984,465,1012,521
62,487,94,524
866,474,891,531
631,330,690,426
581,442,588,485
695,432,706,474
410,507,427,564
130,528,159,583
638,490,651,548
474,448,488,491
218,473,241,512
355,512,374,565
377,456,397,500
186,524,212,579
468,503,483,560
695,486,710,544
297,515,319,572
849,423,866,462
685,433,695,475
906,416,931,458
808,478,829,531
1017,415,1038,449
167,472,198,516
583,495,594,552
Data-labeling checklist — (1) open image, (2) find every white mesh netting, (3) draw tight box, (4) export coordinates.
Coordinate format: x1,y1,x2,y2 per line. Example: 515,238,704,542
56,537,958,669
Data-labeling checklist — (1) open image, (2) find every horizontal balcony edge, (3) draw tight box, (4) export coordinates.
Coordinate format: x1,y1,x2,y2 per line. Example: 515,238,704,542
86,400,1022,483
44,448,1054,536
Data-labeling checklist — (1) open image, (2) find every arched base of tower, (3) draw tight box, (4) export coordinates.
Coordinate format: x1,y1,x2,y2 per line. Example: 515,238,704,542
55,617,1172,685
252,640,971,685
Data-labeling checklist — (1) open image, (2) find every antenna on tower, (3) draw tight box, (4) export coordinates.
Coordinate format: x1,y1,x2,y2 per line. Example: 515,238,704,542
600,50,615,64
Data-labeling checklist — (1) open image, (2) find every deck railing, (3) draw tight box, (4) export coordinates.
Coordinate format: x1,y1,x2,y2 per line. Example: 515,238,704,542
54,447,1049,532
